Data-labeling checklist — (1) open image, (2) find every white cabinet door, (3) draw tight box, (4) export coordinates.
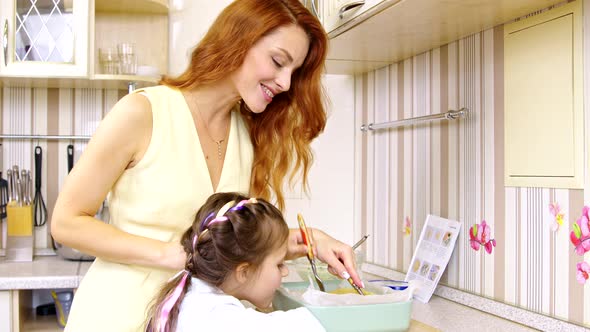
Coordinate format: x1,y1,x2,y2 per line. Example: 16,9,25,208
0,0,90,77
323,0,382,34
504,0,583,188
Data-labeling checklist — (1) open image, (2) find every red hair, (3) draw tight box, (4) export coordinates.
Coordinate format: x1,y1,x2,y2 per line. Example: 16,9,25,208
161,0,328,210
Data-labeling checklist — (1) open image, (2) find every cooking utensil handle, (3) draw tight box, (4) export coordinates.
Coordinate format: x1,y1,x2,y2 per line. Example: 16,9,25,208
7,169,12,201
297,213,315,259
352,234,370,250
35,146,42,190
15,178,20,206
12,165,19,180
67,145,74,173
27,170,32,205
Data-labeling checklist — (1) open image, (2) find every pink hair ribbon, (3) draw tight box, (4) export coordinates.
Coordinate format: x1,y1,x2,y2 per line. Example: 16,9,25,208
158,270,189,332
194,198,259,249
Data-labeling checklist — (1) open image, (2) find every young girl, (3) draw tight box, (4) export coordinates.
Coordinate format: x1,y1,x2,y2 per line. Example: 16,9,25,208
145,192,325,332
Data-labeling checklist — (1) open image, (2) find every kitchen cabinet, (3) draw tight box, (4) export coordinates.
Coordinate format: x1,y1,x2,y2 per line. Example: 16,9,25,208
0,0,168,90
504,0,583,188
0,0,90,78
323,0,382,34
324,0,568,74
0,256,83,332
301,0,322,21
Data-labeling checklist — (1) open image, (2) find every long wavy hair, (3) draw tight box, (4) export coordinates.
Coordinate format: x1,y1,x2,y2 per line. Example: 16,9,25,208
161,0,328,210
144,192,289,332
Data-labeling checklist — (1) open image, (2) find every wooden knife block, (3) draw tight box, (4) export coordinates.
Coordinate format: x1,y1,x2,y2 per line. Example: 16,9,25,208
6,202,34,261
7,202,33,236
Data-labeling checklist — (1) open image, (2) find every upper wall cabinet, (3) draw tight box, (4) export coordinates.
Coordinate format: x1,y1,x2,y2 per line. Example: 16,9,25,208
0,0,90,77
504,1,583,189
324,0,567,74
301,0,322,20
323,0,381,34
0,0,168,89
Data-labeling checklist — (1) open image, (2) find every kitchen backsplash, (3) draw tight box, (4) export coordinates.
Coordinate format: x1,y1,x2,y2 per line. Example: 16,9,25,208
354,23,590,327
0,87,125,249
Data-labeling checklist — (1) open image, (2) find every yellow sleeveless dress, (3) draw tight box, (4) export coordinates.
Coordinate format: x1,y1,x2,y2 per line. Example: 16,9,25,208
64,85,253,331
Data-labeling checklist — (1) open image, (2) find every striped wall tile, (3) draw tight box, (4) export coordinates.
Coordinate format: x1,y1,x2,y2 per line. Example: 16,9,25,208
388,63,400,270
1,87,124,251
582,0,590,325
402,58,413,271
373,66,390,266
356,22,590,328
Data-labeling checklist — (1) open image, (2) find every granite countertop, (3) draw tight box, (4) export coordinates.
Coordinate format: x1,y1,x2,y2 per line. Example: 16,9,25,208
0,255,88,290
0,256,551,331
410,296,536,332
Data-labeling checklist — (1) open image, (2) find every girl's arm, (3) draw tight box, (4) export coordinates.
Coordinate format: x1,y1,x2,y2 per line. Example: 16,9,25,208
51,93,185,270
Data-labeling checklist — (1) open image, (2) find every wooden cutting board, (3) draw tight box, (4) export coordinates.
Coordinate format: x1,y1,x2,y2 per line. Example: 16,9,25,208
409,319,440,331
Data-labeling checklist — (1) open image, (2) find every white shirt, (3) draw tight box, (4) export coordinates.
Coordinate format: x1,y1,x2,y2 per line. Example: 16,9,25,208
176,278,326,332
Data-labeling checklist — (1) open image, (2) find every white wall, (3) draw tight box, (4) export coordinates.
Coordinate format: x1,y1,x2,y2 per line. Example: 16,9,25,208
283,74,356,245
168,1,233,75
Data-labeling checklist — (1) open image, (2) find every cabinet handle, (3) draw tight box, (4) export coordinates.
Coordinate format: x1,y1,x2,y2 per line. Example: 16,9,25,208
3,19,7,67
339,1,365,19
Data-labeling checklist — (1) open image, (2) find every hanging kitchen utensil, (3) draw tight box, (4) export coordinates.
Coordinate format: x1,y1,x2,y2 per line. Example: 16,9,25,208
0,171,8,219
0,144,8,219
33,146,47,227
67,145,74,173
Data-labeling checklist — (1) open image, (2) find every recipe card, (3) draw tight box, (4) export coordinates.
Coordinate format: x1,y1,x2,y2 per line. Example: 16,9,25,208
405,214,461,303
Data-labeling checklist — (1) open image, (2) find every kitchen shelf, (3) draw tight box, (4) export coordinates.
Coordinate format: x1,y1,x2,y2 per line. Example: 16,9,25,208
95,0,168,14
22,311,61,332
325,0,566,74
0,75,159,90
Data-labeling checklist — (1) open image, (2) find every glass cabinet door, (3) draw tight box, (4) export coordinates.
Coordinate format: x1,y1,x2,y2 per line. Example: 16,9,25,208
1,0,89,77
301,0,321,20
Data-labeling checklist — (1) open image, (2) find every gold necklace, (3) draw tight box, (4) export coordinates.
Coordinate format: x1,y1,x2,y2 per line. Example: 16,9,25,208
193,101,228,160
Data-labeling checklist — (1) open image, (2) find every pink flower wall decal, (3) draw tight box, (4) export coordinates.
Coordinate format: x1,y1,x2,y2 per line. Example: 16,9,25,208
570,206,590,255
548,202,565,232
469,220,497,254
403,216,411,236
576,262,590,284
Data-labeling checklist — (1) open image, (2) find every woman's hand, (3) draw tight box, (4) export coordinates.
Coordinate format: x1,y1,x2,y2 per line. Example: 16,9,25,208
286,228,363,288
161,242,187,270
286,229,309,261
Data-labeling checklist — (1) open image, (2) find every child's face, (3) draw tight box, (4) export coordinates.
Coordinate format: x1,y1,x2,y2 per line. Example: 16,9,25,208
242,243,289,308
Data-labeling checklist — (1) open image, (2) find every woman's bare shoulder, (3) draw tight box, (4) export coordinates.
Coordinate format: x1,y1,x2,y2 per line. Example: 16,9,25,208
90,92,153,166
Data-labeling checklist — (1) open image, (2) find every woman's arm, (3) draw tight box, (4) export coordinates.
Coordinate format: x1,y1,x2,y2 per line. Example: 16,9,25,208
286,228,362,288
51,93,185,270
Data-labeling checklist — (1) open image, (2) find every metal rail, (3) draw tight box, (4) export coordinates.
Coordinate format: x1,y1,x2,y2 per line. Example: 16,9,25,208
360,108,468,132
0,134,91,141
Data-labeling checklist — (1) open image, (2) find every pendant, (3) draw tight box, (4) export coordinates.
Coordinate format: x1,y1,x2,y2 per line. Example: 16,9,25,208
215,140,224,160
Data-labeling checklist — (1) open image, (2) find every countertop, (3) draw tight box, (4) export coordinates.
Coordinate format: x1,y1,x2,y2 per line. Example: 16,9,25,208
0,256,539,331
0,255,91,290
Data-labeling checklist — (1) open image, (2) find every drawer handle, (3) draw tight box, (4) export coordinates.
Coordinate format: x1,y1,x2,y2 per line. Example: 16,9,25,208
339,1,365,19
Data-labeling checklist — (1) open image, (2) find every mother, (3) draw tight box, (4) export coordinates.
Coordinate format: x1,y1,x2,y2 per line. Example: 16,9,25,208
51,0,361,331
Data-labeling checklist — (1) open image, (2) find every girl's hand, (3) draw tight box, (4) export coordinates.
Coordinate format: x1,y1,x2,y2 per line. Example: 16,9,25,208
286,228,363,288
